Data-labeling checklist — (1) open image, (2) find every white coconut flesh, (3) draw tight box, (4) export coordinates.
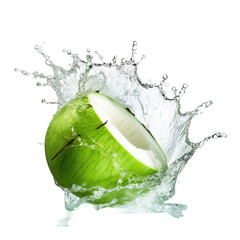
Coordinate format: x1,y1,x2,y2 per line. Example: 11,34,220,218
88,93,164,171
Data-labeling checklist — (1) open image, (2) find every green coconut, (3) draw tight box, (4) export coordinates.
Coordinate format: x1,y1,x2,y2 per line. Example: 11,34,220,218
45,92,167,205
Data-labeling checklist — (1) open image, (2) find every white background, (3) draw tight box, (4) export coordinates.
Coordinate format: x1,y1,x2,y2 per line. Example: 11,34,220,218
0,0,239,238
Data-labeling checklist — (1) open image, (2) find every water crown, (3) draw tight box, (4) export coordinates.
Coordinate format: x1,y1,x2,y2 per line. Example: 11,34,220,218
16,42,227,223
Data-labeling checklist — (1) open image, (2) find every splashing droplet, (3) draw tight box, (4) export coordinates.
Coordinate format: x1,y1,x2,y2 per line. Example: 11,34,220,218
112,55,117,65
138,55,146,65
163,74,168,81
131,41,138,62
17,43,226,219
121,58,127,64
193,100,213,115
197,132,227,148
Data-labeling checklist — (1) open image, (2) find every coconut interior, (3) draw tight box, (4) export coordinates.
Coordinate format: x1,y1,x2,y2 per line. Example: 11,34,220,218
88,93,161,171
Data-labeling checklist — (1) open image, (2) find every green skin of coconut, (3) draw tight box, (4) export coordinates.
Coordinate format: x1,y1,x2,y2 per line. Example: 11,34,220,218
45,93,168,205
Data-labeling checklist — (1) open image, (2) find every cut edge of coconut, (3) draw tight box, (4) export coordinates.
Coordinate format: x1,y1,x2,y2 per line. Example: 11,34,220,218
88,92,164,171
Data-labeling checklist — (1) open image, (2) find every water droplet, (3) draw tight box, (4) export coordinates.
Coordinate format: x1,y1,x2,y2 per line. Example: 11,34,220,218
20,70,30,76
67,50,71,55
163,74,168,80
112,55,117,64
63,49,66,53
45,60,52,66
121,58,127,64
35,45,39,50
172,87,179,96
138,55,146,65
33,71,38,77
212,133,219,139
222,133,227,138
39,73,46,78
36,82,41,86
41,99,46,103
114,162,119,169
132,41,137,52
14,68,19,72
130,41,138,62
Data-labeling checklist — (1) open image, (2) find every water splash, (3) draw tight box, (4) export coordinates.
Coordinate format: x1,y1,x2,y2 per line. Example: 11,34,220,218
17,42,226,221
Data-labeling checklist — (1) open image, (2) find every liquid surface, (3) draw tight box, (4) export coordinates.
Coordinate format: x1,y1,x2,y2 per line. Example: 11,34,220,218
17,42,226,225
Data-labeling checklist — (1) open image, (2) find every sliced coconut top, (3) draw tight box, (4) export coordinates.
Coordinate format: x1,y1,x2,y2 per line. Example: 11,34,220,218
88,92,165,171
